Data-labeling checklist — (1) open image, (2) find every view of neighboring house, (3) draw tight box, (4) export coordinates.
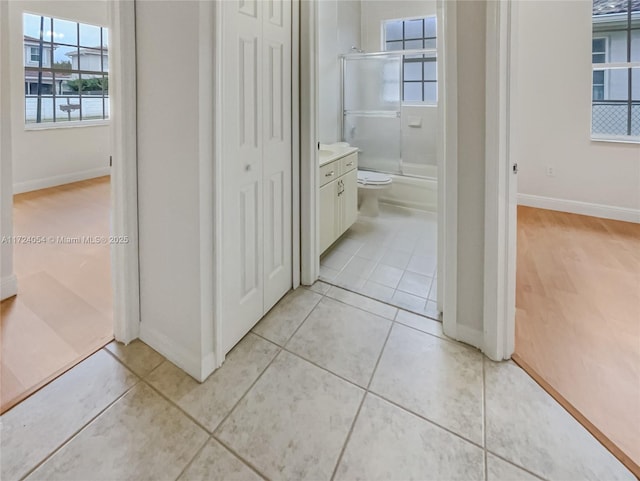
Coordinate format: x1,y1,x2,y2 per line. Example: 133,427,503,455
591,0,640,137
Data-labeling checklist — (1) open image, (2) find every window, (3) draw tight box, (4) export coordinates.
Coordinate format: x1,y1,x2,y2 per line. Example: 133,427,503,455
383,16,437,104
29,46,40,63
591,0,640,140
23,13,109,125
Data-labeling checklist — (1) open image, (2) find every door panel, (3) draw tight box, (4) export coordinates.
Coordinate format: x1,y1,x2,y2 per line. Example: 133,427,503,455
319,181,337,254
342,169,358,232
222,0,264,354
263,0,292,312
222,0,292,353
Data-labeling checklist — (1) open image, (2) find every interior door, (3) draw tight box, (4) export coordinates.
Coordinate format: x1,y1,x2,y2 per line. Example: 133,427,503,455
221,0,292,354
263,0,293,312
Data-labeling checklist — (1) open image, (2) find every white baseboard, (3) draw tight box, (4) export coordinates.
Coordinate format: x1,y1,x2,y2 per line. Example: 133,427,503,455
518,193,640,224
0,274,17,301
13,167,111,194
139,322,217,382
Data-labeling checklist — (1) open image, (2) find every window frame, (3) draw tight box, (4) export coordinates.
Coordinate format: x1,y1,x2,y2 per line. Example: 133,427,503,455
22,12,109,128
382,15,438,105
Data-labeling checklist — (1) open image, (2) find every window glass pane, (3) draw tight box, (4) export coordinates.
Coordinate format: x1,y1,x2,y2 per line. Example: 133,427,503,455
52,18,77,45
404,19,423,39
424,60,437,81
385,21,402,42
24,14,52,42
102,53,109,72
404,39,423,50
608,33,628,62
25,97,54,123
79,22,101,47
403,82,422,102
593,70,605,84
403,62,422,81
592,53,606,63
81,97,103,121
424,38,436,49
425,16,437,38
56,96,80,122
386,41,403,51
53,45,74,70
79,48,103,72
592,38,606,52
631,30,640,62
592,67,630,136
424,82,437,104
103,28,109,48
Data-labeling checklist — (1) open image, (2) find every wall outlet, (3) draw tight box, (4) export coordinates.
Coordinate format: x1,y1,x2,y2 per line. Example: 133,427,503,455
546,166,555,177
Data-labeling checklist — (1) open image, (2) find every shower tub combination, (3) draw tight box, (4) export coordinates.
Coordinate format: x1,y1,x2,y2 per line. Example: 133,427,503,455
341,50,438,213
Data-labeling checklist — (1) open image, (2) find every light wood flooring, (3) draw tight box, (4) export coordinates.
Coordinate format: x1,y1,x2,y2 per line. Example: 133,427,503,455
515,206,640,473
1,177,113,413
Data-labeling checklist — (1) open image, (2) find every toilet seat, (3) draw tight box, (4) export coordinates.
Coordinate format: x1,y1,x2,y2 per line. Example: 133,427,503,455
357,170,392,187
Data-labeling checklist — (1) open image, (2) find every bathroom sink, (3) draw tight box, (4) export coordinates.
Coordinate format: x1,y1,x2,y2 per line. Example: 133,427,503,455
319,149,334,157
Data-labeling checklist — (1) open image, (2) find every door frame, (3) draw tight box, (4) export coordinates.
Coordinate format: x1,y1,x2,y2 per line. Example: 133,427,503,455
483,0,518,360
108,0,140,343
299,0,451,322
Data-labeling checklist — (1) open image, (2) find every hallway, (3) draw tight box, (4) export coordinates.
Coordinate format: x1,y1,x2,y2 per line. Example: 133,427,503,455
2,284,632,481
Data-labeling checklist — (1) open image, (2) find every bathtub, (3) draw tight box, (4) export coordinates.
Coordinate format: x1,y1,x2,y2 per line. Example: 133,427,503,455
378,164,437,212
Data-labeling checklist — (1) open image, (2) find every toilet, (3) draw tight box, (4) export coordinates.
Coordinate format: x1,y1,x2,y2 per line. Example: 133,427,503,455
357,170,392,217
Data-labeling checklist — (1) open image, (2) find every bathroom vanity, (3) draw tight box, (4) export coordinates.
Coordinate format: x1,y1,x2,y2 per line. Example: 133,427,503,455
319,145,358,253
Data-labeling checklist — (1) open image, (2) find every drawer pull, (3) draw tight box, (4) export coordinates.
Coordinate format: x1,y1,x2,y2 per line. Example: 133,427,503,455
346,161,354,167
325,170,335,177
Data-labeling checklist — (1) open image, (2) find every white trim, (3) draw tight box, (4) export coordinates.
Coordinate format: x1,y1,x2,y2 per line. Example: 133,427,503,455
109,0,140,344
292,0,301,290
13,166,111,194
212,0,225,369
197,0,217,378
0,274,17,301
456,324,484,350
139,322,213,382
518,193,640,223
300,0,319,286
483,0,517,361
440,0,458,339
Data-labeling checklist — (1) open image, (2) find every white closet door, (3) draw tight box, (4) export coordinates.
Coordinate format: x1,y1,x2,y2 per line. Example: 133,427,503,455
221,0,292,354
263,0,292,312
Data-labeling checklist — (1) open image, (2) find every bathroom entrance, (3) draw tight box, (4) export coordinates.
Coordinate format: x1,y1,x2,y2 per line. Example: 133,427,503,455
315,5,442,319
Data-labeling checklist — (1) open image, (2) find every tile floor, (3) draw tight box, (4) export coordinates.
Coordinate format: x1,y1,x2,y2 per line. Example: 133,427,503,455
319,204,439,318
1,285,633,481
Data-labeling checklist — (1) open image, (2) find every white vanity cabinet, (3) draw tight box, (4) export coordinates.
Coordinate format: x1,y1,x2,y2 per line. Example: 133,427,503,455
319,151,358,253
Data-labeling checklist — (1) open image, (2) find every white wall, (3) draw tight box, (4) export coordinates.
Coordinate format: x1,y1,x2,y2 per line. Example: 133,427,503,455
9,1,110,194
318,0,361,143
136,0,215,382
1,0,17,300
455,0,487,339
516,1,640,221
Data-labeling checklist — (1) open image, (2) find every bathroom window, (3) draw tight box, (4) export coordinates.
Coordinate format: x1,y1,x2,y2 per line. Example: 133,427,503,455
383,16,437,104
23,13,109,126
591,0,640,140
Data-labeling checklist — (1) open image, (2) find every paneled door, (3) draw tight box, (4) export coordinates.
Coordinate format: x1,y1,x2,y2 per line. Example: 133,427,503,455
221,0,292,354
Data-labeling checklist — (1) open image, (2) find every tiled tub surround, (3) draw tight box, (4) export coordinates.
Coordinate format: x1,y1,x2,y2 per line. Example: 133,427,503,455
320,203,439,317
1,286,633,481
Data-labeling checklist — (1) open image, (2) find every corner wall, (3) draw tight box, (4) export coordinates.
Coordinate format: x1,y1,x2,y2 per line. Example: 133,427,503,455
516,1,640,222
8,1,110,194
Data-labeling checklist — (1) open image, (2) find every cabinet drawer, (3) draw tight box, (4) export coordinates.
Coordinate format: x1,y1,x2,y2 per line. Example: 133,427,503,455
320,160,340,187
341,153,357,173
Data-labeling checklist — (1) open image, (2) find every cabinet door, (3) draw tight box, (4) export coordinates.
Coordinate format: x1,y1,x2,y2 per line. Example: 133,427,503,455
320,181,338,253
341,169,358,233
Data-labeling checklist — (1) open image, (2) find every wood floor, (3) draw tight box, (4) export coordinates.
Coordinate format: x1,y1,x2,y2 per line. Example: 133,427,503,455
515,206,640,472
1,177,113,413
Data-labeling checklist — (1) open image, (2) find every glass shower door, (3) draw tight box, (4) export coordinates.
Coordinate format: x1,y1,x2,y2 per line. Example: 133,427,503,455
342,54,402,175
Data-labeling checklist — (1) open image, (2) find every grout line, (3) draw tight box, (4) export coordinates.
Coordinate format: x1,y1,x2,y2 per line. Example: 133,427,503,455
18,379,141,481
173,435,210,481
212,434,271,481
484,450,549,481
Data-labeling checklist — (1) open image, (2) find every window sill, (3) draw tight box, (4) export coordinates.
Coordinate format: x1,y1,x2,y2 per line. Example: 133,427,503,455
591,136,640,145
24,120,110,131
